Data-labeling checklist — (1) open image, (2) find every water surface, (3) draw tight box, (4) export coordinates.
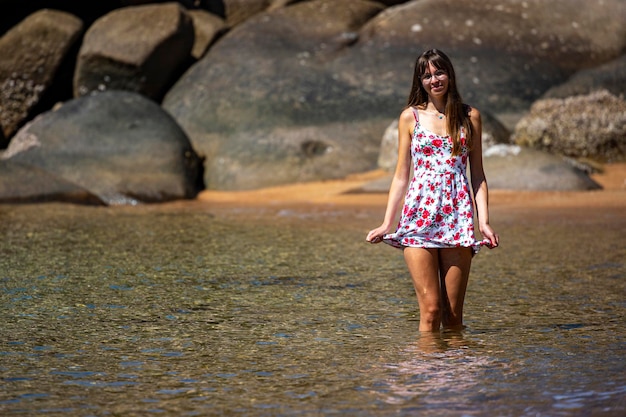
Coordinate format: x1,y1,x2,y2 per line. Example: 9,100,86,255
1,201,624,416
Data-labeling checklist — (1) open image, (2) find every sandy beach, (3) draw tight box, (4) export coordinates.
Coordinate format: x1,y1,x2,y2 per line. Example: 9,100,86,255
195,163,626,213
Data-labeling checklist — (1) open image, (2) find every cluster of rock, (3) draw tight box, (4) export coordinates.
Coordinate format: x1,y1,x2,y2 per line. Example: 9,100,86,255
0,0,625,204
513,90,626,163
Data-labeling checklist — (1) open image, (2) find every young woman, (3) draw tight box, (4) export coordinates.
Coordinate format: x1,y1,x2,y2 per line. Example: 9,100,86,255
366,49,499,332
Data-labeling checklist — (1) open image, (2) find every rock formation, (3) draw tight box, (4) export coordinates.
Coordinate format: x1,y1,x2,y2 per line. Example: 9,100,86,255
513,90,626,163
0,9,83,145
0,91,203,205
0,0,624,203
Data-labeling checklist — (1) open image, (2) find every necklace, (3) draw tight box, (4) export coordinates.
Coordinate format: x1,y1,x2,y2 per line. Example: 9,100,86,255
426,111,445,120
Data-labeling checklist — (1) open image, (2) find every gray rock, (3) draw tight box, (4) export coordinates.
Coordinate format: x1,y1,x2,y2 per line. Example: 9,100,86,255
220,0,272,26
512,90,626,162
542,54,626,99
483,145,601,191
0,9,83,145
204,121,381,189
0,159,104,205
331,0,626,121
481,111,513,148
210,0,303,27
1,91,203,205
188,9,227,60
165,0,625,191
164,0,386,190
73,2,194,101
375,0,410,5
377,119,400,172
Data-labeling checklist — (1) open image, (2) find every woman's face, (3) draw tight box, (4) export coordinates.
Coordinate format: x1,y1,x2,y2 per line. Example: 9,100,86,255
421,61,449,99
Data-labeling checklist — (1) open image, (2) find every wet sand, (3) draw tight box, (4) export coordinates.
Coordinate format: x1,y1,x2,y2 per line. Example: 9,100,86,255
192,163,626,219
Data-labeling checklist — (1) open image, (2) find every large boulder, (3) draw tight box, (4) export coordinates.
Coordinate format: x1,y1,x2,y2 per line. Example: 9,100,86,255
0,9,83,146
0,91,203,205
542,54,626,99
0,160,104,205
165,0,625,190
512,90,626,162
205,0,303,26
217,0,272,26
0,1,114,36
164,0,387,190
73,2,194,101
482,145,601,191
331,0,626,123
188,9,227,60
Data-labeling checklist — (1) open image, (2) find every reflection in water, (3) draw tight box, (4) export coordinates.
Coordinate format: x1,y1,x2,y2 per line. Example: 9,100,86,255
374,331,504,410
0,202,625,416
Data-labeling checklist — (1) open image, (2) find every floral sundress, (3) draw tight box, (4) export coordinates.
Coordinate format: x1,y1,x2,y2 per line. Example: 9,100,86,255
383,108,490,253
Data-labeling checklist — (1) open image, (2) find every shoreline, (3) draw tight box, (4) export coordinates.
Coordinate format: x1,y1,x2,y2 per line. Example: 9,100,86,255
194,163,626,211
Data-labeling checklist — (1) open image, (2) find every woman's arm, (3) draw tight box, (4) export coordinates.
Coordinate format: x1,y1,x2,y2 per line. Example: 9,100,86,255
468,107,499,247
366,108,415,243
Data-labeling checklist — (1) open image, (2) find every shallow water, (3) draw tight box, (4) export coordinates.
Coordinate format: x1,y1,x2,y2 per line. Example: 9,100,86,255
0,201,624,416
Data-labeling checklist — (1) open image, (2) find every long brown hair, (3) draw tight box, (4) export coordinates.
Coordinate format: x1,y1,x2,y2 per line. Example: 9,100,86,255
406,49,473,155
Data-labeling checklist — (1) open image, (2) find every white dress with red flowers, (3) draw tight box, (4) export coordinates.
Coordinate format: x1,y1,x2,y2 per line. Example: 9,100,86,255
383,108,489,253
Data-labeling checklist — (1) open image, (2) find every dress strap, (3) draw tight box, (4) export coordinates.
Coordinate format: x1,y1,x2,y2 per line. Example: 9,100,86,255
411,107,419,122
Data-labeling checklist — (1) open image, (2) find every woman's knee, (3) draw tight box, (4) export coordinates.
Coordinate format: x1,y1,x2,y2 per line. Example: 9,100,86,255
421,303,441,322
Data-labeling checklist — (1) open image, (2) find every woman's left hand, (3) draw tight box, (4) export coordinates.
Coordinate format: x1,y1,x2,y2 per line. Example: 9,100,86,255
480,224,499,248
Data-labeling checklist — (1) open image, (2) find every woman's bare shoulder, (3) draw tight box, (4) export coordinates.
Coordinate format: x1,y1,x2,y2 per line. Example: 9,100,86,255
399,106,417,122
464,103,481,118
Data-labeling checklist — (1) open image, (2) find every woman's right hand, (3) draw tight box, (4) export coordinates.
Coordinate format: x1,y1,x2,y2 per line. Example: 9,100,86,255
366,226,389,244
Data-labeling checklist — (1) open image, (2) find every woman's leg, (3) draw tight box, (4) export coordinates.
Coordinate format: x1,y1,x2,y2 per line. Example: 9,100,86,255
403,247,441,332
438,247,473,329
